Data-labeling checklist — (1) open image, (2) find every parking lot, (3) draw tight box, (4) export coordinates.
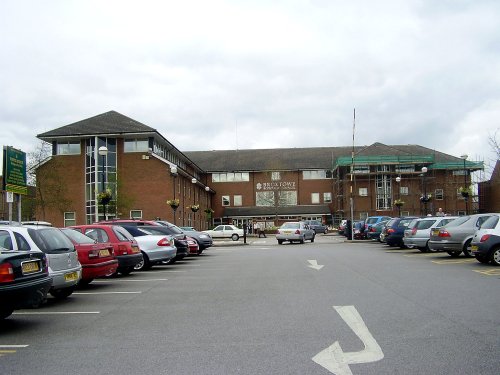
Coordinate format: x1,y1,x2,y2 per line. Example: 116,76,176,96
1,235,499,375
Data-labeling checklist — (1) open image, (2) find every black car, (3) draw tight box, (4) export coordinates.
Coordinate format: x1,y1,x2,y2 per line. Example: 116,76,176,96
382,216,420,248
156,220,213,251
0,250,52,319
303,220,328,234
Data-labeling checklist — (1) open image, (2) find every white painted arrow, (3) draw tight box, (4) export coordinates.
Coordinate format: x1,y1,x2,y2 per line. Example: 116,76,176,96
312,305,384,375
307,259,324,270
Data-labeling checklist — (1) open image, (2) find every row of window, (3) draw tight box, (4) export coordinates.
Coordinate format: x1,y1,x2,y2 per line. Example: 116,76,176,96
211,170,334,183
358,187,468,199
221,192,332,207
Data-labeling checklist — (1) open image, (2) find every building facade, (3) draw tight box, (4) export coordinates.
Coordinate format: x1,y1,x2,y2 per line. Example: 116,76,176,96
34,111,483,228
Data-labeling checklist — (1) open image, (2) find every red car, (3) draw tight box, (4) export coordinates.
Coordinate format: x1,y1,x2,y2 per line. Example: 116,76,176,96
70,225,143,276
186,236,200,255
61,228,118,285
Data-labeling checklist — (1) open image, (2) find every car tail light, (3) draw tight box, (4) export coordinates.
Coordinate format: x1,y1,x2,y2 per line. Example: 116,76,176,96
387,228,395,234
0,263,14,282
369,227,375,232
411,228,417,235
480,234,491,242
157,237,172,246
117,244,129,255
295,229,300,234
439,230,451,238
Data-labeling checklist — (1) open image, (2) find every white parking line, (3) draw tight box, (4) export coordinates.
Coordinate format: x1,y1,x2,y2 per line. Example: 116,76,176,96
13,311,100,315
73,291,142,295
93,278,168,283
0,345,29,348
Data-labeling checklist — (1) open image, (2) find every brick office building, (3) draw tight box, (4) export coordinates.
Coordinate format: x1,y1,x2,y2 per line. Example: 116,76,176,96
35,111,483,228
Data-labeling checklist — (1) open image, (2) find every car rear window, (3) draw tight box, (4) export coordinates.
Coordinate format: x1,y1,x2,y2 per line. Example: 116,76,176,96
445,216,470,227
61,228,95,244
366,218,378,224
386,219,398,227
28,228,75,254
85,228,110,243
416,220,437,230
398,219,415,227
281,223,299,229
480,215,499,229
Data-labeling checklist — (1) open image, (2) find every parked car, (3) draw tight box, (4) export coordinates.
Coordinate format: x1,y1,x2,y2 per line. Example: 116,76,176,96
428,214,495,257
276,221,315,244
353,220,367,240
0,226,82,299
185,236,200,255
70,225,143,275
133,225,189,261
364,216,392,232
0,250,52,319
180,226,196,232
303,220,328,234
403,216,459,252
60,228,118,285
381,216,420,248
203,225,244,241
366,220,390,241
157,221,213,251
120,226,176,270
471,214,500,265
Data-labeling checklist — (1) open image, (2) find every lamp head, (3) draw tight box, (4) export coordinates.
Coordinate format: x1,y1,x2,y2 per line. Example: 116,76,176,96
395,176,401,183
421,166,428,173
460,154,468,160
205,186,210,192
191,178,197,184
170,165,178,175
98,146,108,156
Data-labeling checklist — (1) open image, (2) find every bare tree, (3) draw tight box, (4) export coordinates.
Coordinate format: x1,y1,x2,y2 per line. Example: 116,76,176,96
488,129,500,159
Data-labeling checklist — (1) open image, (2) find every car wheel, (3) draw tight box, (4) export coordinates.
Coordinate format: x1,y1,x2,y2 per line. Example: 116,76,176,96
490,247,500,266
311,235,315,243
78,278,94,286
0,308,14,320
462,240,473,258
447,251,461,257
278,239,283,244
300,236,305,244
231,234,239,241
324,229,328,234
475,254,490,264
50,286,75,299
134,253,151,271
197,249,204,255
120,266,135,276
418,247,427,253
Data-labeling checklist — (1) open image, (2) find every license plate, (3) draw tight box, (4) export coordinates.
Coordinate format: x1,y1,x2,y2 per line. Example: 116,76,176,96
471,245,478,252
64,271,78,282
432,229,439,236
99,249,110,257
22,261,40,274
131,246,140,254
283,230,292,234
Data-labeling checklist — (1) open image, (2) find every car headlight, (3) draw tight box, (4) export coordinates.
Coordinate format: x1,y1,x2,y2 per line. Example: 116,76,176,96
199,234,209,239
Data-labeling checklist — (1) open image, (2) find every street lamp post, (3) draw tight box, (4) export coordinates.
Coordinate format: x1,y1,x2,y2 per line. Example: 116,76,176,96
460,154,468,215
170,166,178,225
205,186,210,230
98,146,108,220
395,176,401,217
421,166,428,216
191,178,197,228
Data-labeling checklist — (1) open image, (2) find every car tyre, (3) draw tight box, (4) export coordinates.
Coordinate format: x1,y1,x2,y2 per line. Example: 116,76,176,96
50,286,75,299
78,278,94,286
462,240,473,258
120,266,135,276
134,253,151,271
277,239,283,244
475,254,490,264
231,234,239,241
0,308,14,320
311,235,315,243
299,236,305,244
490,247,500,266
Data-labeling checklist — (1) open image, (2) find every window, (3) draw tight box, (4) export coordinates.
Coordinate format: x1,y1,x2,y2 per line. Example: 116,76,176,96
435,189,444,200
359,212,368,220
401,211,410,217
64,212,76,226
271,172,281,181
350,165,370,174
124,139,149,152
57,141,80,155
359,188,368,196
311,193,320,204
395,164,415,173
222,196,230,206
279,191,297,206
130,210,142,219
14,232,30,251
376,174,392,209
256,191,274,206
323,192,332,203
212,173,249,182
233,195,242,206
303,170,331,179
400,186,409,196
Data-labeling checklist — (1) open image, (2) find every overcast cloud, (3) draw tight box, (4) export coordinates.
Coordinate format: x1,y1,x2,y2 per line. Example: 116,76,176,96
1,0,499,177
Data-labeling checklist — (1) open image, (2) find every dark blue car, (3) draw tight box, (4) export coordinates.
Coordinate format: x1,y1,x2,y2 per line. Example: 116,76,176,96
382,216,420,247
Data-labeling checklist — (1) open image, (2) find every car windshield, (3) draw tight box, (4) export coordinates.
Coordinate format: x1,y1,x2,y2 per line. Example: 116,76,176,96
366,218,379,224
479,215,499,229
28,228,75,253
416,220,437,230
407,219,419,229
61,228,96,244
281,223,299,229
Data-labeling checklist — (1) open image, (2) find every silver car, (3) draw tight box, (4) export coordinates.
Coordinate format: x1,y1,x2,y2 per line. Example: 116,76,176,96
403,216,459,252
0,225,82,299
428,214,494,257
276,221,315,244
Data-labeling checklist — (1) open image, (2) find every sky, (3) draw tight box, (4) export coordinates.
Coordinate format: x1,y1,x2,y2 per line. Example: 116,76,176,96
1,0,499,178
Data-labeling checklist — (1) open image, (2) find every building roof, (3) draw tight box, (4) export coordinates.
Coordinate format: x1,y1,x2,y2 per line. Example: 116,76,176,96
37,111,158,140
185,142,483,172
